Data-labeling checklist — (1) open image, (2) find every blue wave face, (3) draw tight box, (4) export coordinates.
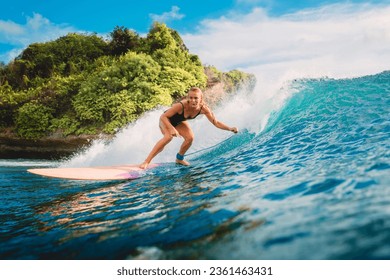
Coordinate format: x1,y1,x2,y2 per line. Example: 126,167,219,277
1,72,390,259
197,71,389,183
265,71,389,177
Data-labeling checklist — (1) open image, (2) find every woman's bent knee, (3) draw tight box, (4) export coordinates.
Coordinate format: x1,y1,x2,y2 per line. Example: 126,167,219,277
164,134,174,142
185,135,194,144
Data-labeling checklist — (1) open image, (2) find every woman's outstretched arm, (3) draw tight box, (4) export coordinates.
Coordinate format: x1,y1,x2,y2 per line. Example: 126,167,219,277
202,105,238,133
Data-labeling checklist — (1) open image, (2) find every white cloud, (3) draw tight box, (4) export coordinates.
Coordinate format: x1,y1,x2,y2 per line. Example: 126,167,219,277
0,20,24,35
26,13,51,31
183,3,390,81
0,13,78,62
149,6,185,23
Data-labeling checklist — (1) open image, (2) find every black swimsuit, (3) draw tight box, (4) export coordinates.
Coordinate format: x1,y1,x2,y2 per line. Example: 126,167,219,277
168,101,203,127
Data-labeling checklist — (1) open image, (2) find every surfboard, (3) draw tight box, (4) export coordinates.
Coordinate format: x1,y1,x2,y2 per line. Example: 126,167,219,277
27,163,159,181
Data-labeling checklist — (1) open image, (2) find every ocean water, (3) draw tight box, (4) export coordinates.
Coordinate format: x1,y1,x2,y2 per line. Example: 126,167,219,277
1,71,389,259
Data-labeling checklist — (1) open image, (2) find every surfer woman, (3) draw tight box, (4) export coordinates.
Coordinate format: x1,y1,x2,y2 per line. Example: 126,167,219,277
139,87,238,169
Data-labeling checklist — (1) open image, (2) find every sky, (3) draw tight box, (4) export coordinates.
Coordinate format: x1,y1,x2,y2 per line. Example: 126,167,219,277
1,0,390,80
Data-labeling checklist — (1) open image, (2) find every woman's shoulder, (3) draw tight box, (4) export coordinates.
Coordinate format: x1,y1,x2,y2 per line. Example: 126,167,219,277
172,101,185,113
200,103,212,114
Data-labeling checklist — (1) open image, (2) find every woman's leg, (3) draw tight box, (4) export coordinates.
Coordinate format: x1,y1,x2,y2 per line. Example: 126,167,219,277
175,121,194,166
139,122,173,169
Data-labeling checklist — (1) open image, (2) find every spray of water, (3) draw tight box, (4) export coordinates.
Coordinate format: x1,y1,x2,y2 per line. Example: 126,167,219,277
61,82,283,167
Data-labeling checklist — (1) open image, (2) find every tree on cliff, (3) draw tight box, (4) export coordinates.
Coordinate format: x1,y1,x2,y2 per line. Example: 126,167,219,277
109,26,141,56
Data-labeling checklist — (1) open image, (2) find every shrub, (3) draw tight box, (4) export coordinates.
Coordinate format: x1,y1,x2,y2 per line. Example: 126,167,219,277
15,102,53,139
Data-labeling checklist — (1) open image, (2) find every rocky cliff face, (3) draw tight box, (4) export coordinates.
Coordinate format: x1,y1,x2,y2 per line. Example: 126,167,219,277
0,132,108,159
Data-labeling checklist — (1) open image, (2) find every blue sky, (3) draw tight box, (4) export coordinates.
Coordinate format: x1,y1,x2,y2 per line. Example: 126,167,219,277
1,0,390,79
1,1,334,36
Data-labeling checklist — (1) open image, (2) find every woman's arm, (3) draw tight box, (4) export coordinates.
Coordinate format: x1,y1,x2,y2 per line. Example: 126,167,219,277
203,106,238,133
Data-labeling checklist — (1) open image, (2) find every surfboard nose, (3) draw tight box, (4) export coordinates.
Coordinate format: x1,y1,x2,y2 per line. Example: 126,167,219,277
27,163,159,181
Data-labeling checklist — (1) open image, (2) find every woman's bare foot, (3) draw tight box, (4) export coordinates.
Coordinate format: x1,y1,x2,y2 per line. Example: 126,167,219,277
175,159,190,166
139,162,149,169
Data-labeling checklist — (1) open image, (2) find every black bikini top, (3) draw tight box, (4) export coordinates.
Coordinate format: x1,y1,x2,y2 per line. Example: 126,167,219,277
168,101,203,127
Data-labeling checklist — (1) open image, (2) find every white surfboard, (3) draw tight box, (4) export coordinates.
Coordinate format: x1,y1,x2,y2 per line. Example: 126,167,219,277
27,163,159,181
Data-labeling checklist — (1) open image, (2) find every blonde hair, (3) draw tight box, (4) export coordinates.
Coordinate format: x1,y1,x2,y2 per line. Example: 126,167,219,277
188,87,202,94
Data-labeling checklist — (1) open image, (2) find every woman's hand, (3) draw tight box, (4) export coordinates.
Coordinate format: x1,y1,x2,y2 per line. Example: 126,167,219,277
230,127,238,134
170,128,180,137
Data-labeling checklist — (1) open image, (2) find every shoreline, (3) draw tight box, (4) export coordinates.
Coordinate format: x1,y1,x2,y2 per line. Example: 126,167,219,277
0,133,113,159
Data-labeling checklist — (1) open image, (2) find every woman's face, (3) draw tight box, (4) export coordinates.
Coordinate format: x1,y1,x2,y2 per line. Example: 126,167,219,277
187,91,202,109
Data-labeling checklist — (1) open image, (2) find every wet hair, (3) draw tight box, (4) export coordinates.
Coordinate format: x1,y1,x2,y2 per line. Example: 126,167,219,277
188,87,202,95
